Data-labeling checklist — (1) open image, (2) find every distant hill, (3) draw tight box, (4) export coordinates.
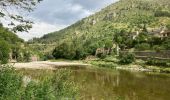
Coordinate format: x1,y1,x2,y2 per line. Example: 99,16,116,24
29,0,170,59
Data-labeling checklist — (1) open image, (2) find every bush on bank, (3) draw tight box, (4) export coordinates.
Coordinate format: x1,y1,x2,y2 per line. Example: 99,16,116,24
146,58,170,67
119,53,135,65
0,65,79,100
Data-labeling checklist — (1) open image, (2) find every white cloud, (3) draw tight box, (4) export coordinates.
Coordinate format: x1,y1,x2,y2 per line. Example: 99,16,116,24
71,4,83,12
16,0,118,41
16,21,66,41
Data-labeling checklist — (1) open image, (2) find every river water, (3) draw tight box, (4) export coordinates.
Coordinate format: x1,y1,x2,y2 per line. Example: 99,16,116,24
20,67,170,100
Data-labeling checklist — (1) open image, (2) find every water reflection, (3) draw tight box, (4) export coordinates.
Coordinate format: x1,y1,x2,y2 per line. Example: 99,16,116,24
71,68,170,100
19,67,170,100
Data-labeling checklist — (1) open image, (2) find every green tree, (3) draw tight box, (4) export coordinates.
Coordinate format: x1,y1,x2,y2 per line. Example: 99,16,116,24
113,29,127,55
119,53,135,64
52,42,76,59
163,38,170,50
135,43,150,51
23,50,31,62
0,39,10,64
87,42,100,55
0,0,42,32
104,39,113,49
155,10,170,17
166,23,170,30
130,15,155,32
135,32,149,43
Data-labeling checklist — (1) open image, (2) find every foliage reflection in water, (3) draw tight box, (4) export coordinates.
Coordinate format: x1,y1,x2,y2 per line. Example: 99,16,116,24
20,67,170,100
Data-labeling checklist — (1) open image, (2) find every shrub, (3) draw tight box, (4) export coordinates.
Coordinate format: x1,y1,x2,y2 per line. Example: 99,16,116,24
119,53,135,64
22,78,56,100
0,65,79,99
146,58,170,67
98,62,116,69
152,45,163,52
44,53,54,60
23,69,79,100
24,51,31,62
52,69,79,99
52,47,74,60
52,42,86,60
163,39,170,50
155,10,170,17
0,40,10,64
135,43,150,51
0,65,22,100
96,53,107,59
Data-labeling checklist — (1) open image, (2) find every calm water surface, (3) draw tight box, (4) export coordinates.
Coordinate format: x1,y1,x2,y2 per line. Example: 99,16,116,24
20,67,170,100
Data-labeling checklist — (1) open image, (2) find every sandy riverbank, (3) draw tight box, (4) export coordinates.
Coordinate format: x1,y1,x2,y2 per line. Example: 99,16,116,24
12,61,90,70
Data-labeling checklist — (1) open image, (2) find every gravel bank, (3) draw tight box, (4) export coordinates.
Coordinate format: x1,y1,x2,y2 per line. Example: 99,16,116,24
12,61,90,70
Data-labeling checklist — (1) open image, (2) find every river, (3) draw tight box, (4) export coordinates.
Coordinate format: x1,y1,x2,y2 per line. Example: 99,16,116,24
20,66,170,100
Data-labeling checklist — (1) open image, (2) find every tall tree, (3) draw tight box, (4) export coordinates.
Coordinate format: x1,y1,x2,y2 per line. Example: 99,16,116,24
0,39,10,64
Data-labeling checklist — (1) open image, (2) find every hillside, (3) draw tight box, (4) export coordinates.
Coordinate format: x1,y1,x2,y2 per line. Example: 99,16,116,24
0,26,23,44
0,25,25,63
29,0,170,59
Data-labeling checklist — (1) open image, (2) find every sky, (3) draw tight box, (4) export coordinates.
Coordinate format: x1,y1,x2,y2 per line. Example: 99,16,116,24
16,0,118,41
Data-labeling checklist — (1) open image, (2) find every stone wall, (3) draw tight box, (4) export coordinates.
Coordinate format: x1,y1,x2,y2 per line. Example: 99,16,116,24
121,50,170,61
134,51,170,58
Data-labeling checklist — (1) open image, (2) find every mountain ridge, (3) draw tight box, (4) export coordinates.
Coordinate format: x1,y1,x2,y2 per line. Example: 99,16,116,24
30,0,170,43
29,0,170,59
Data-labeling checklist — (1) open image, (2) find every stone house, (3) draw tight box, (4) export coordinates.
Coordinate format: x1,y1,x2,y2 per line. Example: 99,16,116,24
149,26,170,38
95,48,111,56
160,30,170,38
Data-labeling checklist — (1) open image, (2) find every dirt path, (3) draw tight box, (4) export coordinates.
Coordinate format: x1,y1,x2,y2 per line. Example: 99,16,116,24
12,61,90,70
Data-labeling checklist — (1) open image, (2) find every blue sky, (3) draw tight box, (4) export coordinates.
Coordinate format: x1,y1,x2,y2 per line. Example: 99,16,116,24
17,0,118,40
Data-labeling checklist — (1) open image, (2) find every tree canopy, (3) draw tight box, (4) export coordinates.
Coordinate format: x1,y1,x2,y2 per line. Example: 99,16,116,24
0,0,42,32
0,39,10,64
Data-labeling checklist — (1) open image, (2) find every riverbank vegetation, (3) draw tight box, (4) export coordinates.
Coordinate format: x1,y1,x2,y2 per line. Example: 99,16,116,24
85,54,170,73
0,65,79,99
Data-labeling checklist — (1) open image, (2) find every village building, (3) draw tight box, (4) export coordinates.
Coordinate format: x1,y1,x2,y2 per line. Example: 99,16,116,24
95,48,111,57
148,26,170,38
160,30,170,38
